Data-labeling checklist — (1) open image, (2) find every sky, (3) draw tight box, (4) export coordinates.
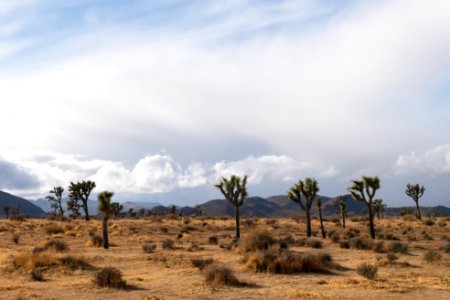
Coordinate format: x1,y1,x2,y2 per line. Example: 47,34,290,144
0,0,450,207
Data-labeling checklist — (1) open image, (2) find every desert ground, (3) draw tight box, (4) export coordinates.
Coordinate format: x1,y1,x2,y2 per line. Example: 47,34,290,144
0,215,449,300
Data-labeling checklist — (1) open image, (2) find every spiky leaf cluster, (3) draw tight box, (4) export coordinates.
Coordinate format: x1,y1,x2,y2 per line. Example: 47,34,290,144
348,176,380,204
98,191,114,219
405,183,425,201
287,177,319,210
214,175,248,207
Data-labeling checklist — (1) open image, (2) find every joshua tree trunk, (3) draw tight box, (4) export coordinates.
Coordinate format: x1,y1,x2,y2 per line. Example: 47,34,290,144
84,203,90,221
368,205,375,239
235,205,240,240
318,207,325,238
102,216,109,249
305,209,312,237
415,200,421,220
342,211,346,229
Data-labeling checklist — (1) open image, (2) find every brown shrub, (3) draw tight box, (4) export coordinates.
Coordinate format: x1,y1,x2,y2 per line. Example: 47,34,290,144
191,258,214,270
91,235,103,247
387,241,408,254
31,268,45,281
93,267,126,289
44,239,69,252
202,264,249,287
241,229,277,253
143,243,157,253
12,234,19,244
162,238,175,249
243,250,335,274
44,224,64,235
356,263,378,280
423,250,441,263
208,235,219,245
349,237,373,250
371,241,386,253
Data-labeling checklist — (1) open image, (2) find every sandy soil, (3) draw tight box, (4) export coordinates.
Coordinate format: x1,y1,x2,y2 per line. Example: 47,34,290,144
0,215,449,300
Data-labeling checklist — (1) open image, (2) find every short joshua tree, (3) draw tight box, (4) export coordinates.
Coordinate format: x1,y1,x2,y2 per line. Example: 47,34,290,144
98,191,114,249
405,183,425,220
288,178,319,237
337,196,346,228
214,175,248,240
348,176,380,239
317,197,326,238
46,186,65,216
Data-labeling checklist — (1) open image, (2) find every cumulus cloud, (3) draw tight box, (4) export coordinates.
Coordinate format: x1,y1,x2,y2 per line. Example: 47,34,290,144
0,148,336,198
394,145,450,176
213,155,338,184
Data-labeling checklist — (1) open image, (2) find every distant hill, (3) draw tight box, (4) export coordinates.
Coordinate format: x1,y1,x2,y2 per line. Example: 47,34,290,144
0,190,45,218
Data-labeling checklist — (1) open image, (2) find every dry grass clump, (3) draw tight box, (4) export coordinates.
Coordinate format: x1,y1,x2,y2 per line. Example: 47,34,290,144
93,267,126,289
424,219,435,226
442,241,450,253
423,250,442,263
143,243,157,253
349,237,372,250
208,235,219,245
12,233,19,244
340,240,350,249
31,268,45,281
13,252,93,271
371,241,386,253
91,235,103,247
243,250,336,274
44,224,64,235
43,239,69,252
241,229,277,253
356,263,378,280
202,264,251,287
191,258,214,270
387,241,408,254
162,238,175,249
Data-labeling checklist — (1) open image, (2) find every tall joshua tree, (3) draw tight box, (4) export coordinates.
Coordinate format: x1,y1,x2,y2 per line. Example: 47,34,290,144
337,196,346,228
214,175,248,240
98,191,114,249
69,180,96,221
405,183,425,220
317,197,326,238
46,186,65,216
348,176,380,239
288,178,319,237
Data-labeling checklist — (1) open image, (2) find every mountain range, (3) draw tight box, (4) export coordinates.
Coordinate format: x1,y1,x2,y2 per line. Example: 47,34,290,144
1,190,449,218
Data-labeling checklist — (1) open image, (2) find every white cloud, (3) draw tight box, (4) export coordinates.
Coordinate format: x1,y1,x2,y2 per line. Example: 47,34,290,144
0,148,334,198
394,145,450,176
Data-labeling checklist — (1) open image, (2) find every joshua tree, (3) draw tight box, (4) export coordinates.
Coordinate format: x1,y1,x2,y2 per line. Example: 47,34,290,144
67,197,81,219
138,208,146,218
336,196,347,228
193,204,202,216
3,206,10,219
317,197,326,238
68,180,96,221
348,176,380,239
46,186,65,216
167,205,176,215
288,177,319,237
372,199,386,219
214,175,248,240
405,183,425,220
11,205,21,217
98,191,114,249
110,202,123,219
